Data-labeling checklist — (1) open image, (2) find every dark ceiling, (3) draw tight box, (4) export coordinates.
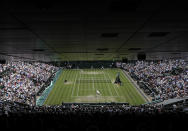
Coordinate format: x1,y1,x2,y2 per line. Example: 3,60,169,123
1,0,188,61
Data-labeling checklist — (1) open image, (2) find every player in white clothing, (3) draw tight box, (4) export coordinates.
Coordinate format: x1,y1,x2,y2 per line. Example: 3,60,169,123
96,90,101,95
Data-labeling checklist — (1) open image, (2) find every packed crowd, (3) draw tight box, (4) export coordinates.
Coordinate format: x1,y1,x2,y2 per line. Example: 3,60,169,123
0,62,59,106
0,60,188,130
122,60,188,101
1,60,188,112
0,64,10,73
1,100,187,130
0,99,185,117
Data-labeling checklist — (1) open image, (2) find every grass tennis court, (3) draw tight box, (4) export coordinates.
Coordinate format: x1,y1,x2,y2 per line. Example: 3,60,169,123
44,69,146,105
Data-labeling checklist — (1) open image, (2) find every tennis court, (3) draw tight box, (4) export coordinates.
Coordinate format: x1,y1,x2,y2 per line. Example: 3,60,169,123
44,69,146,105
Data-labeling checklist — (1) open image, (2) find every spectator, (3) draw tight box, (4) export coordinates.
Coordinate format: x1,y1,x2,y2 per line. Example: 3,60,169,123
122,59,188,101
0,61,59,105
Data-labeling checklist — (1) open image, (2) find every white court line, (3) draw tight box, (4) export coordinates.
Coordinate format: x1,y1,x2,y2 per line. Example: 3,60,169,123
121,70,140,104
71,71,78,97
79,89,98,91
79,78,110,80
106,71,120,96
57,70,70,104
71,96,124,97
92,76,95,91
92,70,96,92
93,69,99,102
76,70,81,96
102,70,113,96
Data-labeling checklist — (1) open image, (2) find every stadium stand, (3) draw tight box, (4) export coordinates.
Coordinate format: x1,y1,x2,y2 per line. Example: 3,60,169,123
2,1,188,130
0,60,188,130
122,60,188,103
0,62,59,106
0,99,188,130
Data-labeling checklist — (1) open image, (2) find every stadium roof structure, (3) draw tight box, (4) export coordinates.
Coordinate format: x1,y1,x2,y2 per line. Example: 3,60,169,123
0,1,188,61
